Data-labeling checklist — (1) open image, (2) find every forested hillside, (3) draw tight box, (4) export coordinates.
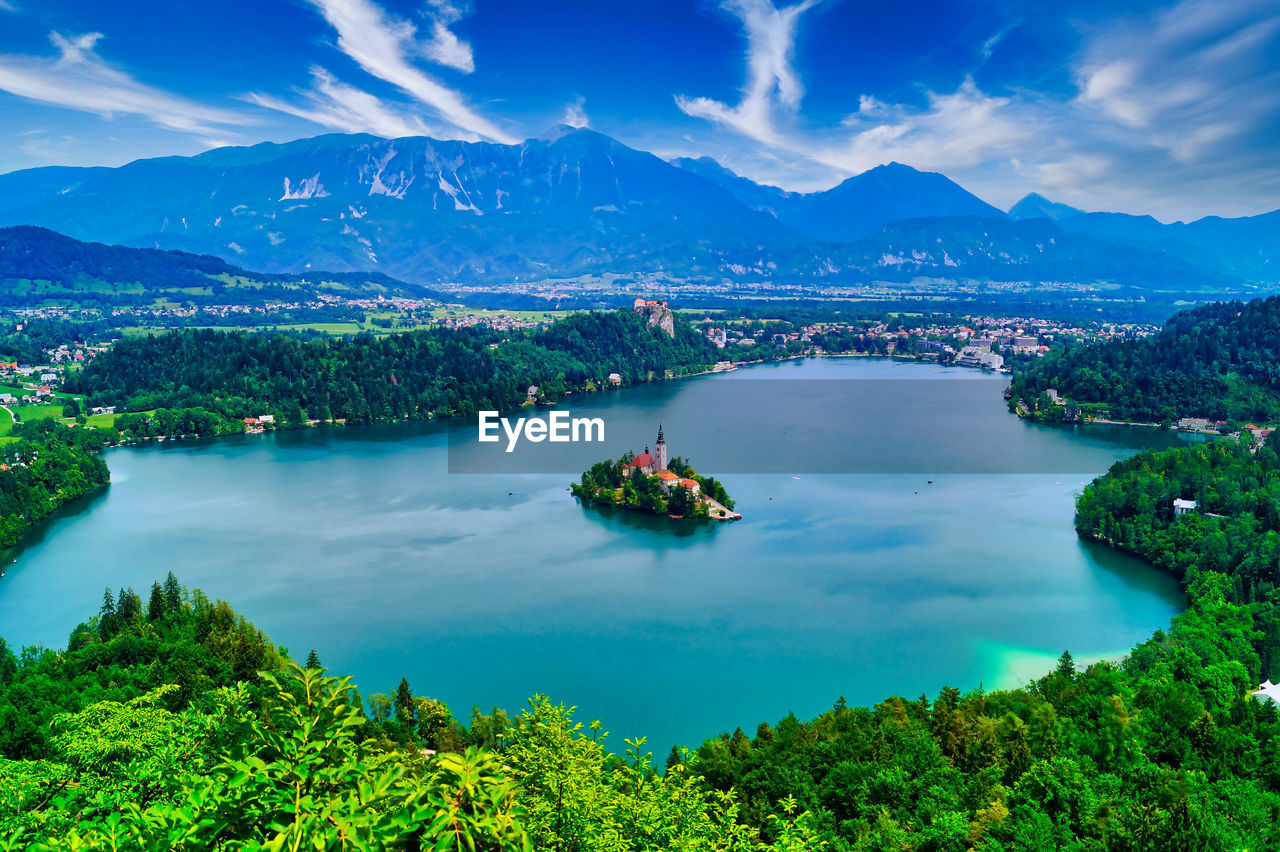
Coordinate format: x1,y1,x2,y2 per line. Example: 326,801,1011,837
1010,296,1280,423
0,226,435,306
1076,439,1280,610
66,309,720,434
0,420,110,550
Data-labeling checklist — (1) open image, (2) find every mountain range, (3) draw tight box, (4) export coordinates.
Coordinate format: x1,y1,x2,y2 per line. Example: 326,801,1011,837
0,127,1274,292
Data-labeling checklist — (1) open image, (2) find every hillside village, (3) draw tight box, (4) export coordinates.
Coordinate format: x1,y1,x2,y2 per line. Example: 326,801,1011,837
0,342,101,408
697,312,1159,371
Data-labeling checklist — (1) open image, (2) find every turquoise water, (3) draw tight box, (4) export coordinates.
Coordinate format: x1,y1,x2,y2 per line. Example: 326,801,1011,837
0,358,1187,751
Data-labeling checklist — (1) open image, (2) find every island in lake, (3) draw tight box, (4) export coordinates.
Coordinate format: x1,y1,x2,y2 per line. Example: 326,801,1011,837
571,424,740,521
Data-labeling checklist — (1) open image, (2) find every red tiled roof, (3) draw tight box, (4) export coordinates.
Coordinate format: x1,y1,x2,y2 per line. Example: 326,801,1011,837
680,478,699,489
629,452,654,467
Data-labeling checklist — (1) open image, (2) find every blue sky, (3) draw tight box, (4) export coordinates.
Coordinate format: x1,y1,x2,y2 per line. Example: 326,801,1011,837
0,0,1277,220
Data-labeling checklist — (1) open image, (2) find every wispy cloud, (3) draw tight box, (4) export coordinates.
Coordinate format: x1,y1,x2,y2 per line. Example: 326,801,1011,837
248,67,436,139
0,31,251,144
561,95,589,128
676,1,1029,184
679,0,1280,219
0,1,16,12
305,0,513,142
1073,0,1280,163
827,77,1033,175
15,129,79,163
420,0,475,74
675,0,819,146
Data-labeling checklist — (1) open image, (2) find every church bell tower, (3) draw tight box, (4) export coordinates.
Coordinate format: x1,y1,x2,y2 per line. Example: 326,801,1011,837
655,423,668,472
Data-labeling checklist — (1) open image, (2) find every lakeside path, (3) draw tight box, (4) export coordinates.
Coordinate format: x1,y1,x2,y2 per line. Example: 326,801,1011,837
1083,417,1164,428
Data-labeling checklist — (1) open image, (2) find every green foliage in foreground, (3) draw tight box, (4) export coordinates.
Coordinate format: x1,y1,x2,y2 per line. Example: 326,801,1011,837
0,579,822,850
2,670,531,851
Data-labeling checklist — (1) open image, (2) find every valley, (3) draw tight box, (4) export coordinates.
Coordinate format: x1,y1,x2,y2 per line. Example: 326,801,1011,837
0,14,1277,842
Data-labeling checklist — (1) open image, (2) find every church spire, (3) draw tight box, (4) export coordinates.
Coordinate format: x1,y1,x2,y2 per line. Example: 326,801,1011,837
654,423,668,472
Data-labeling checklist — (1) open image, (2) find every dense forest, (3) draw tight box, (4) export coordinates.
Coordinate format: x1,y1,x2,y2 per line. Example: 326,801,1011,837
1075,438,1280,611
67,309,721,435
0,420,110,550
1009,296,1280,423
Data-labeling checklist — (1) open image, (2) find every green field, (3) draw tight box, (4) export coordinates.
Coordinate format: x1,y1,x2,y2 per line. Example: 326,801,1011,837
0,402,63,437
111,307,569,338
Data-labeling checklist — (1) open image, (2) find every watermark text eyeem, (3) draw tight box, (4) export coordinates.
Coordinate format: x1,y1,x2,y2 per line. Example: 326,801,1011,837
478,411,605,453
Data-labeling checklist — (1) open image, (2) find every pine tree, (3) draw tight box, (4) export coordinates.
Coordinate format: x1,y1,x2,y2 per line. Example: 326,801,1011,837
729,726,752,760
666,744,683,771
1056,650,1076,678
394,677,415,729
163,571,182,613
305,649,322,670
98,587,116,637
147,582,166,621
116,587,142,624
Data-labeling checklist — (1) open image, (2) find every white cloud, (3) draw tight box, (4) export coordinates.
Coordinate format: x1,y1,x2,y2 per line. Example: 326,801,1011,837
676,0,1028,183
248,67,438,140
677,0,1280,219
421,19,474,73
561,95,588,128
0,1,16,12
675,0,819,146
0,31,251,140
827,77,1032,175
305,0,513,142
1073,0,1280,163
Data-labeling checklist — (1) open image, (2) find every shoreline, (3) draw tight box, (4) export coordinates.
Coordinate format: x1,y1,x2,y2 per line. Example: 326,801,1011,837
94,349,1009,449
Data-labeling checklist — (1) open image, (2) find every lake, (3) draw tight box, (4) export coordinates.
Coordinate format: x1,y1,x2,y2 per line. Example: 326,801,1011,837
0,357,1189,752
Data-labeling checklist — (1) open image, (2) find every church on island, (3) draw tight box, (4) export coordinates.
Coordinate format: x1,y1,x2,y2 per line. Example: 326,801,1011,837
624,425,739,520
571,424,739,521
625,425,701,495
